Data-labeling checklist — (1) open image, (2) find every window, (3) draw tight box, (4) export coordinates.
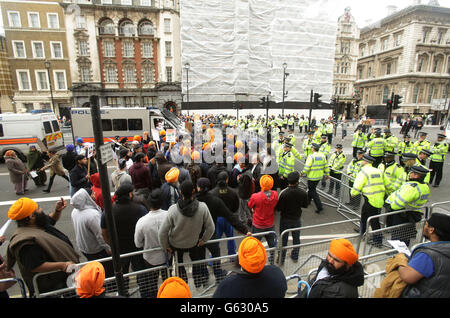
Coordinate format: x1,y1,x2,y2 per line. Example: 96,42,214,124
12,41,26,58
417,56,425,72
394,33,402,47
358,67,363,79
78,40,89,56
76,15,86,29
340,62,349,74
124,97,139,107
50,42,63,58
143,96,155,107
113,119,127,131
141,0,151,5
102,119,112,131
413,85,420,103
106,97,120,106
47,13,59,29
35,70,49,90
166,66,172,82
54,70,67,90
31,41,44,59
52,120,60,132
119,21,134,36
437,29,446,45
386,63,392,75
122,0,132,5
368,67,372,78
122,41,134,57
381,37,389,51
43,121,52,134
100,19,115,35
164,18,171,32
428,84,434,104
16,70,31,91
123,66,136,83
27,12,40,28
382,86,390,103
369,44,375,55
141,42,153,58
432,57,441,73
103,41,115,57
340,41,349,54
105,67,117,83
102,0,112,4
165,41,172,57
139,21,154,35
8,11,21,27
0,124,3,137
80,67,91,82
128,119,143,130
360,46,365,57
142,65,154,83
422,28,431,43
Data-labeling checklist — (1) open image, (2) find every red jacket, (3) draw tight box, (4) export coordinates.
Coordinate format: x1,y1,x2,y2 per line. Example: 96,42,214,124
90,173,104,211
248,190,278,229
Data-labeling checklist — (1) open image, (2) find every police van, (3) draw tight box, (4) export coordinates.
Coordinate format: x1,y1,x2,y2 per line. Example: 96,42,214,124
0,111,64,161
70,107,187,144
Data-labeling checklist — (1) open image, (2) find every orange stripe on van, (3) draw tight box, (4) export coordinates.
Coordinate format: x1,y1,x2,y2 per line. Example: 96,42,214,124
0,138,38,145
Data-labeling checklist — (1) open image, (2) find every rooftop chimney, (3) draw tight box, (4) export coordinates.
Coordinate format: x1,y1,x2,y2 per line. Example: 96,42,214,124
386,5,397,16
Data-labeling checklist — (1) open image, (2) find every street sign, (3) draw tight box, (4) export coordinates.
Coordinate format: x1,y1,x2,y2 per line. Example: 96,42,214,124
99,143,114,165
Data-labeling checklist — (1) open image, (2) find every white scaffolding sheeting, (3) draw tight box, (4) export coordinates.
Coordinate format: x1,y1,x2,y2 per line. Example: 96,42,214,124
180,0,338,103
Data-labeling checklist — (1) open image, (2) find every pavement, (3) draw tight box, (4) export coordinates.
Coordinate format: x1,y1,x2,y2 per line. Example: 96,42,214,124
0,123,448,297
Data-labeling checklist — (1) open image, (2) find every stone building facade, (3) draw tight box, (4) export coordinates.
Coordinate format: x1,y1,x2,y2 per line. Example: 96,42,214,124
355,2,450,119
61,0,182,113
0,35,15,113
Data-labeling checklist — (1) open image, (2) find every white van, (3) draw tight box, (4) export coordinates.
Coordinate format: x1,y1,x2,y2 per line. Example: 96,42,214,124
0,112,64,161
70,107,187,143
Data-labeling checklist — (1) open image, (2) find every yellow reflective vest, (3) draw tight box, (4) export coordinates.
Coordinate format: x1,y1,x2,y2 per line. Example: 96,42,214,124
351,165,386,208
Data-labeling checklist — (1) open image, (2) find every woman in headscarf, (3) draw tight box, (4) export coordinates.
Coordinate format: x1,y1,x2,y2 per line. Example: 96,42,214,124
26,145,47,187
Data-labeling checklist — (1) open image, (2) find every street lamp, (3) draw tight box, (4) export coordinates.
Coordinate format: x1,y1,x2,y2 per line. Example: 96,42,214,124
44,60,55,113
184,62,190,117
282,63,289,117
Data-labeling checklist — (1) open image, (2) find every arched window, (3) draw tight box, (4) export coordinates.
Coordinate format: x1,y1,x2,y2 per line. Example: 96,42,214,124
382,86,390,103
119,20,135,36
99,19,115,35
139,20,154,36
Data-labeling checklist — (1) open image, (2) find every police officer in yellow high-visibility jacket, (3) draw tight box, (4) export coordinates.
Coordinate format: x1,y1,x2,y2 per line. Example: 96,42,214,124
378,151,405,197
415,149,431,184
398,134,415,166
413,132,431,155
301,143,329,214
365,129,386,168
383,129,398,153
277,142,297,190
327,144,346,197
351,154,385,244
385,165,431,246
352,127,367,158
302,131,314,160
347,149,365,208
429,133,449,188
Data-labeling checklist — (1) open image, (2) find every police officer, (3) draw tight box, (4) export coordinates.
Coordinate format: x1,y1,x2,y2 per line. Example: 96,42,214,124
365,129,386,168
413,132,431,155
351,154,385,245
302,131,314,160
383,129,398,153
398,134,414,166
328,144,346,197
347,149,365,208
385,165,431,246
352,126,367,158
277,142,296,190
429,133,449,188
301,143,330,214
319,134,331,189
416,149,432,184
378,151,404,197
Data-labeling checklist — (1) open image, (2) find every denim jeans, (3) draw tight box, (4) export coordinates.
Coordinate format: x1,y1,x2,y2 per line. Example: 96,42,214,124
279,218,301,262
216,217,236,255
251,225,276,264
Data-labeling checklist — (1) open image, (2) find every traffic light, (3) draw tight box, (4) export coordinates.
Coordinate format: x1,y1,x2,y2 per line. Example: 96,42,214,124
393,95,402,110
314,93,322,106
386,98,393,110
259,96,266,108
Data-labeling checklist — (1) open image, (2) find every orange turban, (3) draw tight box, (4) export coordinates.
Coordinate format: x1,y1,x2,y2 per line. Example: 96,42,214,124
234,152,244,162
133,135,141,142
157,277,191,298
160,129,166,136
4,150,15,157
165,167,180,183
235,140,244,149
8,197,38,221
329,239,358,265
75,261,106,298
238,237,267,274
191,151,201,161
202,142,210,150
260,175,274,192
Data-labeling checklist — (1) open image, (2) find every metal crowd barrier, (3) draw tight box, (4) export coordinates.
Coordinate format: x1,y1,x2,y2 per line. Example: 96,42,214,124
429,200,450,215
0,277,27,298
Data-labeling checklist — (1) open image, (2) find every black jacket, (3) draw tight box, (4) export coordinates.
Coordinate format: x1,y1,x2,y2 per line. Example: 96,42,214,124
275,185,309,220
308,260,365,298
61,151,77,172
209,185,240,213
196,191,248,235
69,164,91,193
207,165,230,189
